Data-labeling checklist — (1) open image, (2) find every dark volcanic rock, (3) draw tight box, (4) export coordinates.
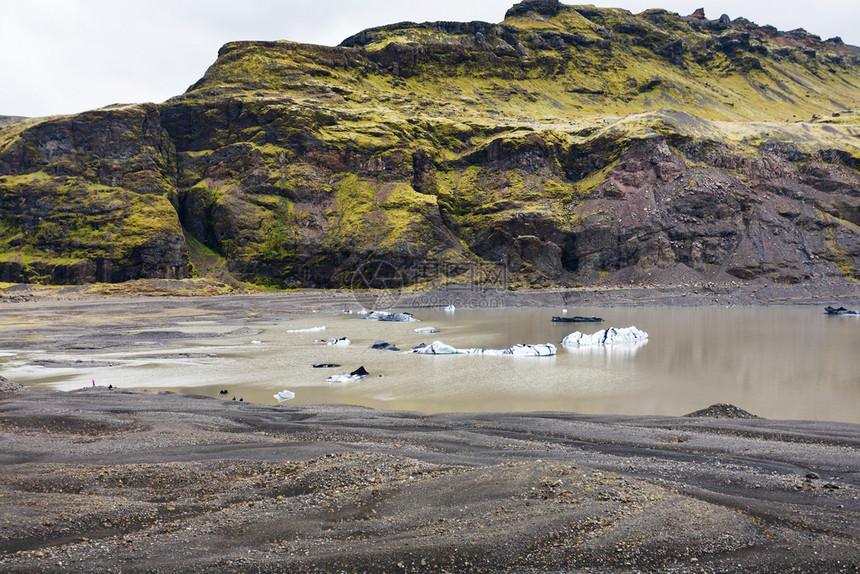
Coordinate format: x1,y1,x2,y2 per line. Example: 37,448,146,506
688,8,707,20
685,404,761,419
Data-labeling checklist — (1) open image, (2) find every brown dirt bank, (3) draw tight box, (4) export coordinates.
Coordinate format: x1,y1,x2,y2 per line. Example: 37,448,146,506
0,387,858,573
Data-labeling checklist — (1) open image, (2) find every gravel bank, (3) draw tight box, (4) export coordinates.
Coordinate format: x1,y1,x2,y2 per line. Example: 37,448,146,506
0,386,858,573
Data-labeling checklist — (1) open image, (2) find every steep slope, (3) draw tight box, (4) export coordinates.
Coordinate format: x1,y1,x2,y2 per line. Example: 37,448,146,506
0,105,189,283
1,1,859,288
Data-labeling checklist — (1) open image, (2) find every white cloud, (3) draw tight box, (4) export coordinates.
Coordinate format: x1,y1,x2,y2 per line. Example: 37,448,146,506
0,0,857,118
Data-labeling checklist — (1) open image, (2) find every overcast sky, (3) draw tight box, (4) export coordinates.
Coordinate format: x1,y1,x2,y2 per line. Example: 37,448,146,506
2,0,857,118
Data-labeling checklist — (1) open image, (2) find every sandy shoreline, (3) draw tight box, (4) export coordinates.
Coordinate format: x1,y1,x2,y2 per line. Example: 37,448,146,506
1,287,859,571
0,385,858,573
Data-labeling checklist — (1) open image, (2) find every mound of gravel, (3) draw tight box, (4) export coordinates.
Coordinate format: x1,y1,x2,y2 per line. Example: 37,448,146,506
684,403,760,419
0,375,24,394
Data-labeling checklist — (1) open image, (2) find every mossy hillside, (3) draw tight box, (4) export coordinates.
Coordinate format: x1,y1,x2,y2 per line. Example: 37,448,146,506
3,2,858,288
163,90,859,286
171,135,475,286
0,173,186,281
173,3,860,127
0,105,189,283
325,175,456,257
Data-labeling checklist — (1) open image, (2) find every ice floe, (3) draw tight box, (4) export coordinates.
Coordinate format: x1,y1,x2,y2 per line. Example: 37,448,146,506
273,389,295,401
414,327,440,334
287,326,326,333
825,306,860,316
359,311,420,323
317,337,350,346
561,326,649,347
371,340,400,351
410,341,556,356
327,366,370,383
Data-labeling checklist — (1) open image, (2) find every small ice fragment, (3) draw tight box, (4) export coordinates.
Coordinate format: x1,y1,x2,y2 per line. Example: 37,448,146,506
327,366,370,383
414,327,440,334
317,337,350,346
371,340,400,351
360,311,419,322
287,326,326,333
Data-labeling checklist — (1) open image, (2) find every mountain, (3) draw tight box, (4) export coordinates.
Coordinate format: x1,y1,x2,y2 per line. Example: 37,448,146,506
1,0,859,290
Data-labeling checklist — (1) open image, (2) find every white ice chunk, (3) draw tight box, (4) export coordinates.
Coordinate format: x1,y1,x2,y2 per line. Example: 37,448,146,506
510,343,557,356
410,341,460,354
361,311,420,322
410,341,556,356
287,326,326,333
561,326,649,347
327,366,369,383
273,389,295,401
317,337,350,346
414,327,440,334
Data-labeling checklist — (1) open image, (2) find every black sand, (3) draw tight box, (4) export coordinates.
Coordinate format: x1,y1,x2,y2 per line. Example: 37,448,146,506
0,386,858,573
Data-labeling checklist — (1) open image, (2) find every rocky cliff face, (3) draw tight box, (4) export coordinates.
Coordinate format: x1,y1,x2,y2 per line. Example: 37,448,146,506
1,1,858,289
0,105,189,283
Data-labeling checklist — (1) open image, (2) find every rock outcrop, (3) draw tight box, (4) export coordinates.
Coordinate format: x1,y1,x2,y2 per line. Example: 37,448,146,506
0,105,189,283
1,1,859,289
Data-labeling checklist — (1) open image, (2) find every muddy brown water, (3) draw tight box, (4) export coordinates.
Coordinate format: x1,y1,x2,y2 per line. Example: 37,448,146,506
5,306,859,423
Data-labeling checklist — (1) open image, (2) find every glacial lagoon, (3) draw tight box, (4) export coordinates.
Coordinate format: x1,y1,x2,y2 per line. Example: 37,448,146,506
7,306,860,424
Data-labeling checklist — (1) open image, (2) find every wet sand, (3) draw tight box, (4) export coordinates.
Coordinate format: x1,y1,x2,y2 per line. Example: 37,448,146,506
0,287,859,572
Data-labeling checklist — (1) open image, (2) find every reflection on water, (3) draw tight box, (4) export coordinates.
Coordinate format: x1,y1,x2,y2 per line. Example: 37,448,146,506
563,340,648,359
4,306,860,423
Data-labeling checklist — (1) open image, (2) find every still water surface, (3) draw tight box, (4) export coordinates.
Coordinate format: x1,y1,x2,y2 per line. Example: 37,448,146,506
9,306,860,423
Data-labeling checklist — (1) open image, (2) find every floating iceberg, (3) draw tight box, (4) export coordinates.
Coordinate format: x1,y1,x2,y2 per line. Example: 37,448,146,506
317,337,350,347
414,327,440,334
411,341,458,354
288,326,326,333
273,389,295,401
825,306,860,316
561,326,649,347
410,341,556,356
327,366,370,383
371,340,400,351
359,311,420,323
